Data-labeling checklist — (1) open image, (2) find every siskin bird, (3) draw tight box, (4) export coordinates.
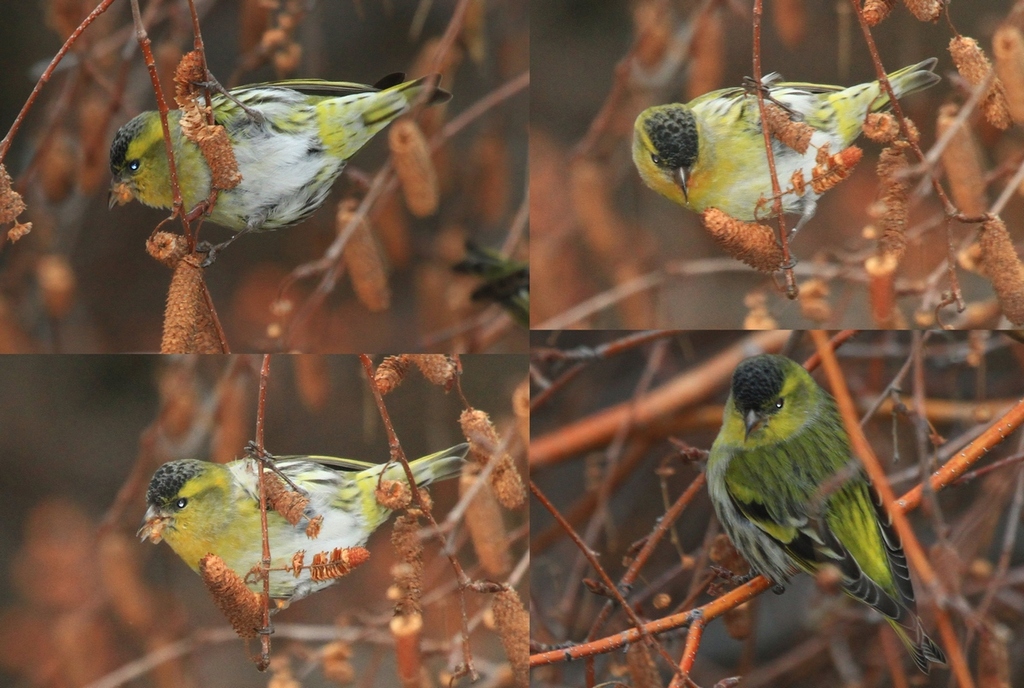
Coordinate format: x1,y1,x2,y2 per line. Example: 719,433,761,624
633,59,939,234
109,73,450,259
138,444,467,603
706,354,946,673
453,241,529,327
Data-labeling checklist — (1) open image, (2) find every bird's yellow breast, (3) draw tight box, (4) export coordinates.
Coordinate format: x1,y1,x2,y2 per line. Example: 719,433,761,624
683,116,772,221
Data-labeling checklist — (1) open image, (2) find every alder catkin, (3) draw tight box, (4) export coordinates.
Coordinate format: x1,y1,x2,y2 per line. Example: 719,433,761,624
866,253,905,328
936,104,988,217
993,24,1024,125
902,0,941,23
862,0,897,26
389,119,439,217
492,588,529,688
875,144,911,261
460,468,511,577
174,51,242,190
773,0,807,50
862,112,900,144
337,198,391,312
408,354,456,388
979,216,1024,325
811,146,862,194
632,0,671,71
198,555,263,640
701,209,783,273
159,254,222,354
626,642,664,688
798,278,831,323
0,163,26,225
949,36,1012,130
35,254,76,319
762,101,814,154
375,355,410,394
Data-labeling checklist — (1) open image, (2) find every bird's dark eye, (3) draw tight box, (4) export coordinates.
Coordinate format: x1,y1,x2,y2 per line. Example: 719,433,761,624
175,497,188,510
128,159,140,172
650,153,662,166
775,398,784,410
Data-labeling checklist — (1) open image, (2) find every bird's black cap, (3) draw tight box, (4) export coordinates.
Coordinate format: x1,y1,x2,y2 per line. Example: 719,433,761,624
643,107,699,170
146,460,205,506
731,355,787,412
109,115,146,175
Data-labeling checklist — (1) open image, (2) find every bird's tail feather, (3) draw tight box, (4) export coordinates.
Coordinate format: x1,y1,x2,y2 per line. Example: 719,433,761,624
887,617,947,673
365,443,469,487
361,74,451,127
870,58,941,112
405,443,469,485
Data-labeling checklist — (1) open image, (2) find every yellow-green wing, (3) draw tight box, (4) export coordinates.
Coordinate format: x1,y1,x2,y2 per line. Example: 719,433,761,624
723,442,910,622
276,455,377,472
227,77,387,99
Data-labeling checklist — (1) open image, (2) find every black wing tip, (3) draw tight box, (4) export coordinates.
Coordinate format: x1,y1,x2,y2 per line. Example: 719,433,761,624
373,72,407,90
905,623,946,674
416,73,452,105
920,631,947,670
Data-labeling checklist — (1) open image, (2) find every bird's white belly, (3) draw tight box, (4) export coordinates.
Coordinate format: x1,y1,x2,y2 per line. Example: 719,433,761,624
210,131,344,232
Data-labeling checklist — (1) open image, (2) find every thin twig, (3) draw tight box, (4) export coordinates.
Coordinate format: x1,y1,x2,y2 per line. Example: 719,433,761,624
128,0,186,238
752,0,797,298
251,356,273,670
809,330,973,688
357,355,478,681
530,478,684,680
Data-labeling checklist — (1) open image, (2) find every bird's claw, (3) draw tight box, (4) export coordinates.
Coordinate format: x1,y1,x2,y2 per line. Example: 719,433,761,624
191,78,265,124
196,241,220,268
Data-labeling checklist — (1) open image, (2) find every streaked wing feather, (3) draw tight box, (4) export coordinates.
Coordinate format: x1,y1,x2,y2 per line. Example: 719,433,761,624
770,82,844,95
868,480,916,609
727,468,906,622
229,79,379,98
275,455,377,472
819,525,903,619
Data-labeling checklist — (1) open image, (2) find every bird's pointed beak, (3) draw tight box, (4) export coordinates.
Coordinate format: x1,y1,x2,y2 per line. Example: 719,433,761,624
674,167,689,203
744,409,763,439
108,179,134,210
138,505,168,543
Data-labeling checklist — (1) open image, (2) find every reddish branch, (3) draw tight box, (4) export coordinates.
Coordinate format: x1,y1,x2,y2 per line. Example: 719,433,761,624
845,0,988,313
128,0,186,240
751,0,797,298
253,355,273,670
530,479,683,682
357,354,478,681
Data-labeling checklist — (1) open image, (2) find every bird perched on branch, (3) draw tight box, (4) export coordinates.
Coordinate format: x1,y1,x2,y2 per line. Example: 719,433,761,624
138,444,467,603
109,73,450,262
633,59,939,235
706,354,946,673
